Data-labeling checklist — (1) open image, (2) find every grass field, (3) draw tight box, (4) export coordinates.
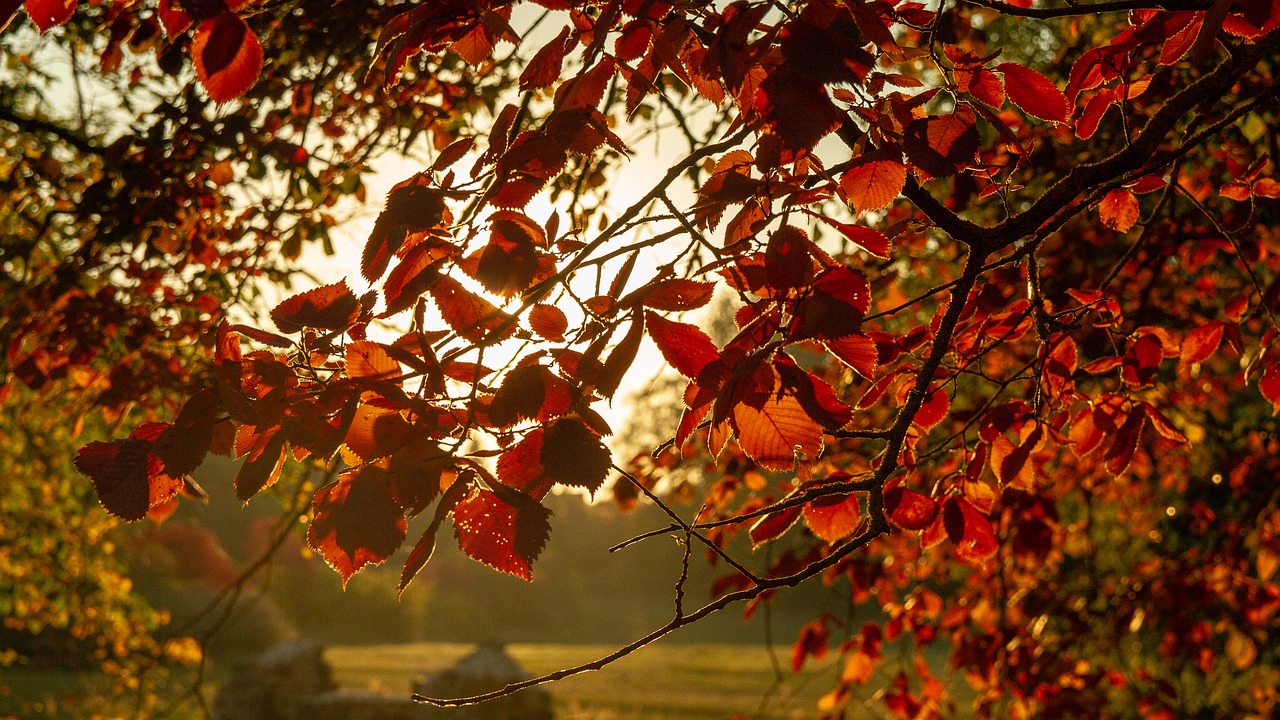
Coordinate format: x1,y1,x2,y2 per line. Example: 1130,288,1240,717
326,641,838,720
3,641,947,719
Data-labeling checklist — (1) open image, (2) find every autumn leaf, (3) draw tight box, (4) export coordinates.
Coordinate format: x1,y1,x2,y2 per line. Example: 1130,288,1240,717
883,485,937,531
733,383,825,471
840,153,907,214
74,436,181,522
646,311,720,380
997,62,1069,123
943,496,999,564
1099,189,1140,232
452,486,551,581
642,279,717,311
192,13,263,104
802,488,862,544
271,281,362,334
519,305,566,345
749,504,803,547
23,0,76,32
308,468,408,587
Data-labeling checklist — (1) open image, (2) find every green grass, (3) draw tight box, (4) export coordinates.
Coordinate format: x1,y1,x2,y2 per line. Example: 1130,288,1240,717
326,642,835,720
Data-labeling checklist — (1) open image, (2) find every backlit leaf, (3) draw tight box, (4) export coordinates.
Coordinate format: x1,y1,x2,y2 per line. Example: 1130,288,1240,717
192,13,263,104
1099,189,1140,232
997,62,1069,123
529,304,569,342
803,490,862,543
271,281,361,334
883,485,937,531
646,311,720,380
840,155,907,214
24,0,76,32
452,486,551,581
942,496,999,564
308,468,408,587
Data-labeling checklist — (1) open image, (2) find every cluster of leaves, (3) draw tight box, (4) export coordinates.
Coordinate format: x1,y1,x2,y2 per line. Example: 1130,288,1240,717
7,0,1280,717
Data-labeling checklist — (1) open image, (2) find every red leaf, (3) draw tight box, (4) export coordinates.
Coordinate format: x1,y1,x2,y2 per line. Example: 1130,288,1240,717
1181,322,1225,365
749,504,802,547
24,0,77,32
942,496,999,564
733,370,826,470
904,107,980,178
346,341,403,383
840,155,907,214
791,267,871,341
825,333,878,379
308,468,408,587
1160,11,1204,65
755,70,841,151
452,486,551,581
764,225,815,291
271,281,362,334
1103,409,1146,475
192,13,263,104
540,418,612,492
398,481,468,595
364,177,451,282
642,279,716,311
597,313,644,399
428,274,514,343
997,62,1069,123
956,65,1005,108
803,491,862,544
1260,362,1280,414
646,311,720,380
913,385,950,430
792,617,833,672
233,427,287,501
519,25,570,91
529,304,569,342
75,438,180,522
883,485,937,531
380,239,453,318
1122,335,1163,387
813,214,891,258
491,365,574,426
154,389,221,478
1098,189,1140,232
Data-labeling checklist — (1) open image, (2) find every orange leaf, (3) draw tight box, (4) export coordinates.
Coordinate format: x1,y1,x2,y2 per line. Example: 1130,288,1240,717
825,333,879,379
529,304,569,341
840,155,907,214
883,485,937,530
943,496,999,564
308,468,408,587
803,491,862,544
1181,322,1224,365
192,13,263,104
733,389,824,470
1098,189,1140,232
428,275,514,343
271,281,361,334
346,341,403,383
997,62,1069,123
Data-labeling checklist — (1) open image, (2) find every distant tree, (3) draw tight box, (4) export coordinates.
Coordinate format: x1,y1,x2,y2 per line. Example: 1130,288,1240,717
4,0,1280,718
